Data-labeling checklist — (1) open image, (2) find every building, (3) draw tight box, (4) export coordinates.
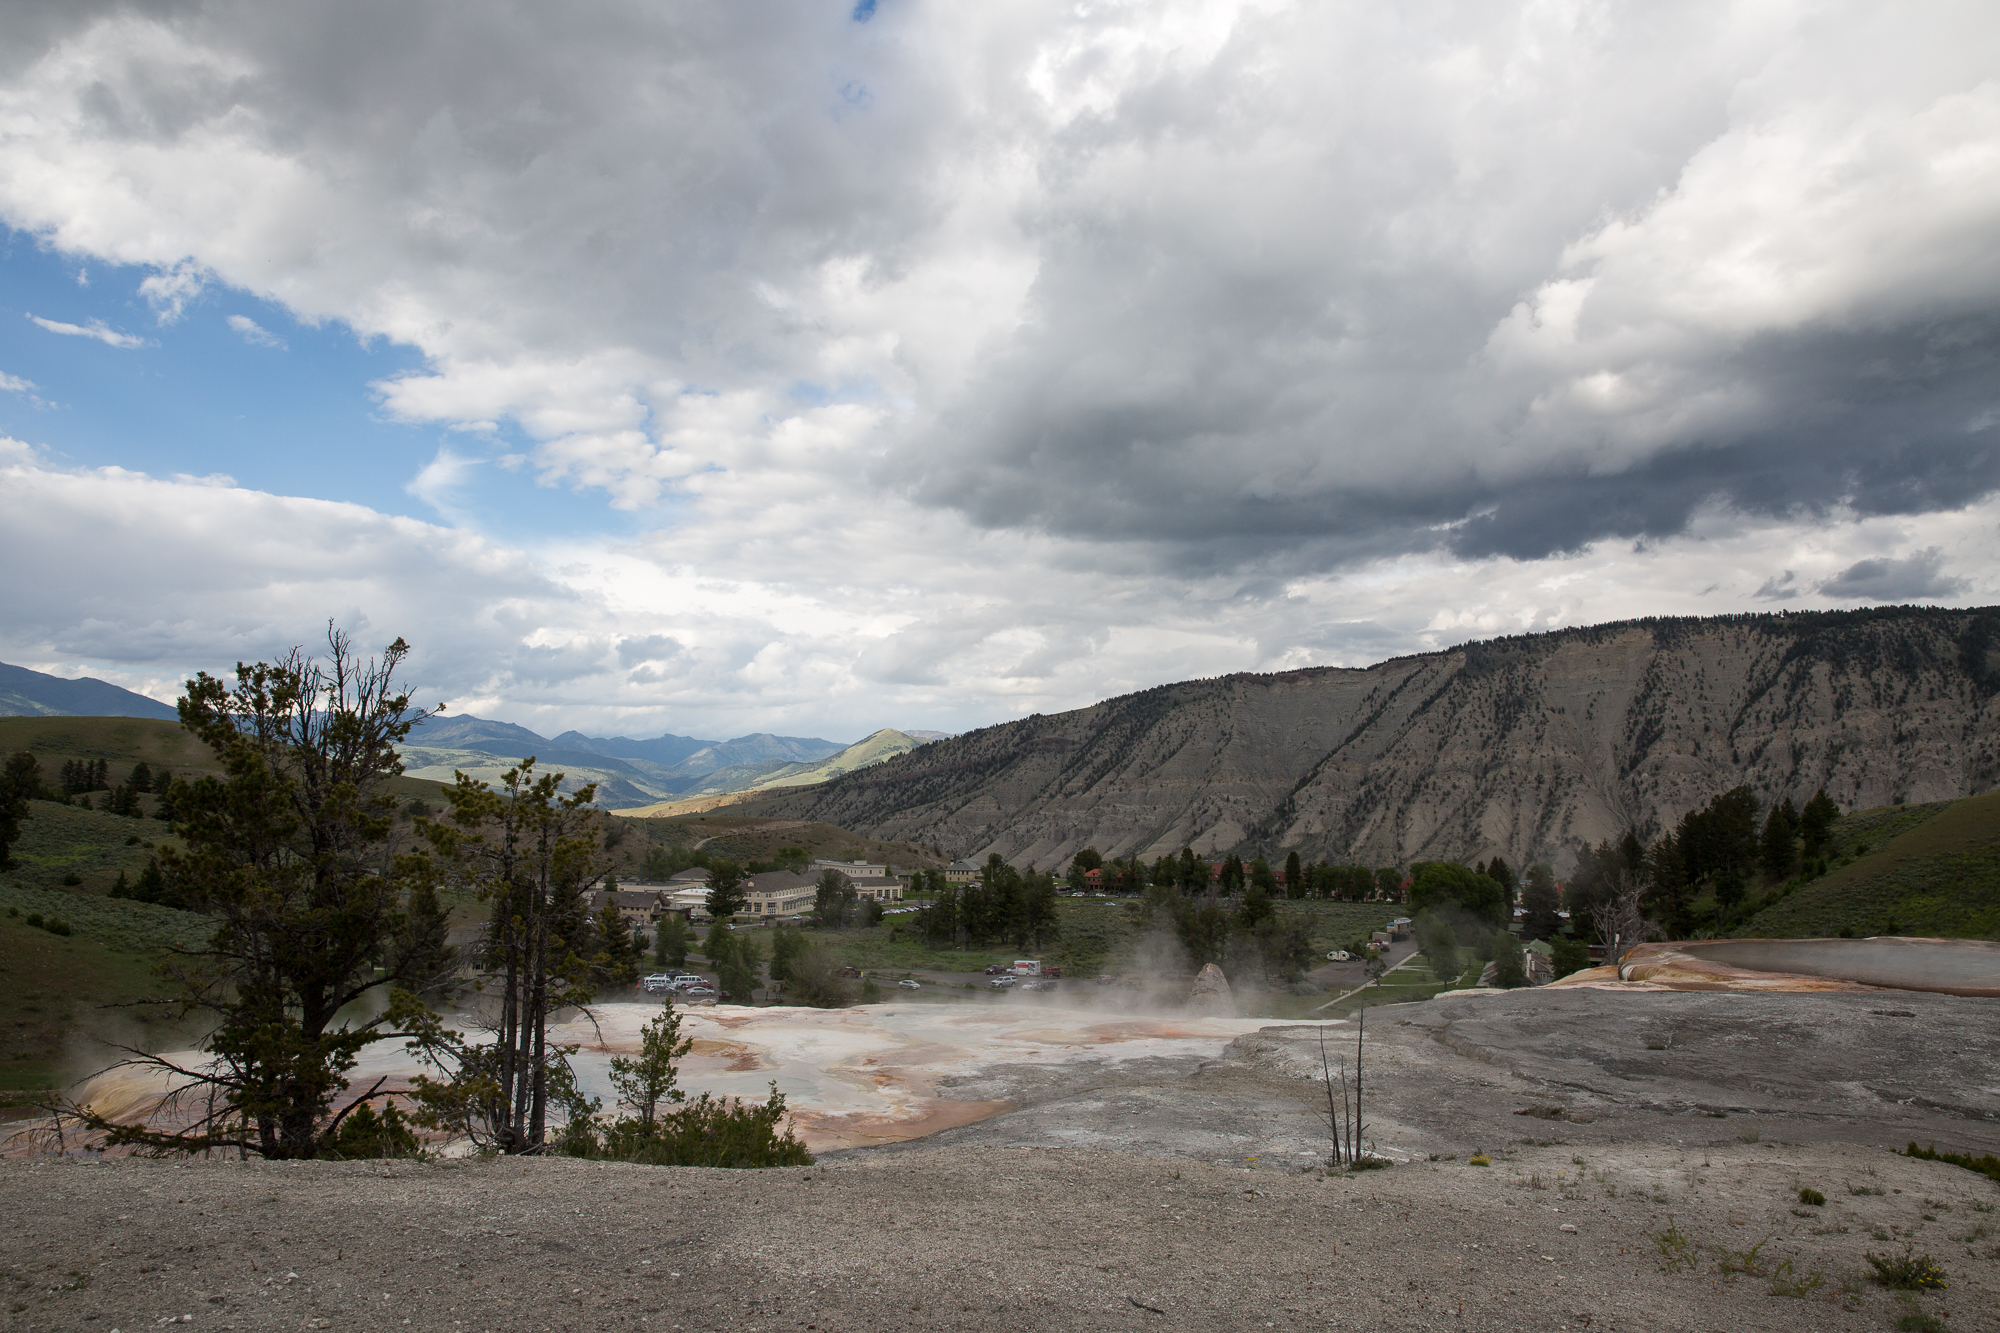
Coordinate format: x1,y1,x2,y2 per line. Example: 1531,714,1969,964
585,887,677,925
738,870,818,918
941,859,982,886
844,874,903,903
811,858,888,880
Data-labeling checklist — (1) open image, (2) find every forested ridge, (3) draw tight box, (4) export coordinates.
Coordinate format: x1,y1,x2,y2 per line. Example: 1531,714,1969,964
745,605,2000,872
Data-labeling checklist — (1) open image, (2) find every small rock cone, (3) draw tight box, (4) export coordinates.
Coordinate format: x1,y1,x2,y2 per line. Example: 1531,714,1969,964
1186,962,1235,1016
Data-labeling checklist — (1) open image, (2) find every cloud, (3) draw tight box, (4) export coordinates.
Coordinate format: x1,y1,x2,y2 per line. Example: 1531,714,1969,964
138,259,207,323
26,313,144,348
225,313,285,348
1817,547,1967,601
0,372,34,393
3,1,1994,577
0,3,1996,733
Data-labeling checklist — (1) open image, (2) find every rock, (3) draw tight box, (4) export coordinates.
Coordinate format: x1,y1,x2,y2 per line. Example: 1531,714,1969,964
1186,963,1235,1016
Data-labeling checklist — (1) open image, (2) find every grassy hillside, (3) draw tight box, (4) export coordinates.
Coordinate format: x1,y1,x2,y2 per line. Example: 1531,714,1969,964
1738,789,2000,939
0,798,217,1094
619,730,925,817
0,715,448,806
601,813,949,879
0,715,215,782
0,909,208,1093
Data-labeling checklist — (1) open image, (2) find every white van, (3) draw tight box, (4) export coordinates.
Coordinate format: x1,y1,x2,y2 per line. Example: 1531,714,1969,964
1012,959,1042,976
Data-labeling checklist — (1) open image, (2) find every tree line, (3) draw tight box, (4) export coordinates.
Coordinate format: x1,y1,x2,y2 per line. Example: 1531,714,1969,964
1066,845,1404,902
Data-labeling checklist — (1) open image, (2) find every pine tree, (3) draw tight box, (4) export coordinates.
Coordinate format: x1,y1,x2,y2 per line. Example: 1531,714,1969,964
1760,802,1799,883
1799,789,1840,860
1283,851,1303,901
1520,863,1561,940
73,630,452,1159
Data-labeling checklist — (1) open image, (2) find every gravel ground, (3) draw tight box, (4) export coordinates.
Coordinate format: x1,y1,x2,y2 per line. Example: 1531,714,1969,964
4,988,1997,1332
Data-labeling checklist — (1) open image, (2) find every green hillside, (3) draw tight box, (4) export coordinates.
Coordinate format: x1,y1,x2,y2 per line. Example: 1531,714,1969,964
1738,789,2000,940
738,728,921,793
0,715,449,806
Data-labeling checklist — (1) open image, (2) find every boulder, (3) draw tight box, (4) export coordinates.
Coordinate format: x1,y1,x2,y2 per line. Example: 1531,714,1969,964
1186,962,1235,1016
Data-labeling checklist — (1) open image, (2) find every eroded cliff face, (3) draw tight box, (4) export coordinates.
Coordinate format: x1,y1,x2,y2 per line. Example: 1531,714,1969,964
749,607,2000,872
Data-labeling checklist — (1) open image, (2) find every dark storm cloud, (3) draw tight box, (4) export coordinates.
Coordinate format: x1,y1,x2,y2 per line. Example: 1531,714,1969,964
1818,548,1967,601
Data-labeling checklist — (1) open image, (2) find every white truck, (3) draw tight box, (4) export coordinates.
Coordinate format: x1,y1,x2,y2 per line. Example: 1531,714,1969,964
1012,959,1042,977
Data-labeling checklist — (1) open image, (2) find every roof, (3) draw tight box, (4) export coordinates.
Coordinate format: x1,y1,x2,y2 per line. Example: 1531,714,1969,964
741,870,818,895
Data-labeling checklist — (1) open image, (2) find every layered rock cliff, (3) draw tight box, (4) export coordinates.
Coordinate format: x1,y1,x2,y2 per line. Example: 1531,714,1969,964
743,606,2000,872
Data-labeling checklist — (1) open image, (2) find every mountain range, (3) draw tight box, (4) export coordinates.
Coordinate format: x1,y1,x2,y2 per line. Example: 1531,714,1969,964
397,715,938,809
0,662,179,721
736,605,2000,873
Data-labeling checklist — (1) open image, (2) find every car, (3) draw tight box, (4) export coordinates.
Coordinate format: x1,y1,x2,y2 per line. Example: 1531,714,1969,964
1042,966,1062,978
983,964,1010,975
1018,978,1057,993
897,979,921,990
987,975,1017,988
641,973,677,992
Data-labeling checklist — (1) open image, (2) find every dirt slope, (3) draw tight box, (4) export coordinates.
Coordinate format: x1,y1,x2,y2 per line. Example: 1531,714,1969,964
744,605,2000,871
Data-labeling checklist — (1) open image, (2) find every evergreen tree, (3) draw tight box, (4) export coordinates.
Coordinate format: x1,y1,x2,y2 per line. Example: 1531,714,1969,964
813,869,856,927
1179,847,1201,893
1799,789,1840,860
1760,800,1799,883
656,913,688,968
0,752,38,867
1520,863,1560,940
608,1009,692,1128
129,761,153,790
76,630,452,1159
1220,853,1244,895
1238,876,1274,929
703,859,747,921
1283,850,1303,900
1485,856,1519,900
718,930,759,1003
595,899,639,984
408,757,602,1156
768,923,806,984
1375,866,1404,900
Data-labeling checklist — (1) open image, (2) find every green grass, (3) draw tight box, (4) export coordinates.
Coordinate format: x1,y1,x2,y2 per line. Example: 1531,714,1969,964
2,800,167,897
1738,790,2000,940
755,896,1402,993
0,911,199,1091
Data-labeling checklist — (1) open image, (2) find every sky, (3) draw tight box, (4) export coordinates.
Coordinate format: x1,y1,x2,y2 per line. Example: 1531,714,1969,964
0,0,1996,744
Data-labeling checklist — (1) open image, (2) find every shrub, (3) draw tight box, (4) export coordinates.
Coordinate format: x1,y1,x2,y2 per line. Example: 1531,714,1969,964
578,1084,814,1168
330,1100,421,1159
1867,1248,1948,1291
1799,1187,1826,1206
1902,1141,2000,1187
1549,936,1591,979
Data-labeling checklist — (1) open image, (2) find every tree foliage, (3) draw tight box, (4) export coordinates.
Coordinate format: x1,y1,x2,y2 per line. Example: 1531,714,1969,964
70,629,451,1160
917,854,1061,950
0,751,37,867
405,758,604,1155
704,859,747,920
1408,861,1507,924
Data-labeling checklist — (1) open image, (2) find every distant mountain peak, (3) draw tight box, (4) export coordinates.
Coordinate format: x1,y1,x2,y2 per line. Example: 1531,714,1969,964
0,662,179,721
